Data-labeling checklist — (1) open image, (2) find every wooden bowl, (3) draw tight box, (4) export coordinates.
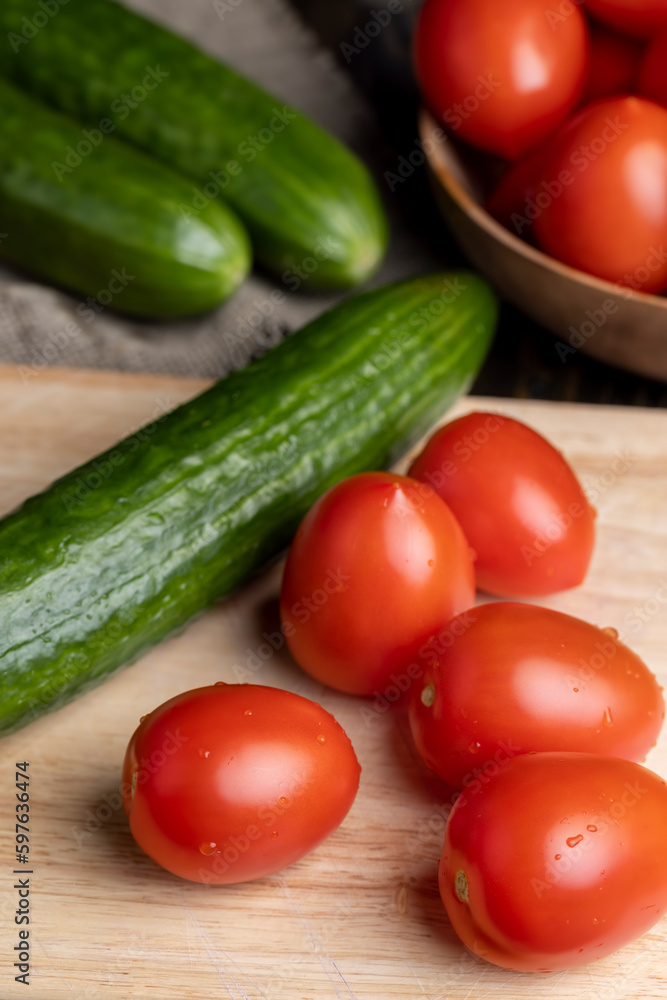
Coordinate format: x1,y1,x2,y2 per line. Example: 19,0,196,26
419,109,667,382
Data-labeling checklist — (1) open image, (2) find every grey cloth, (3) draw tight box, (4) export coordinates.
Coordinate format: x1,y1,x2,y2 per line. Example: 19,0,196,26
0,0,438,379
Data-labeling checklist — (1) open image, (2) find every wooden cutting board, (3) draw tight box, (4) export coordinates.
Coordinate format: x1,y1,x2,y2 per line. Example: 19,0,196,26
1,364,666,1000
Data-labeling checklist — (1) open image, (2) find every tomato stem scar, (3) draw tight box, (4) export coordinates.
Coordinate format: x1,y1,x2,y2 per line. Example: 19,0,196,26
421,683,436,707
455,869,469,904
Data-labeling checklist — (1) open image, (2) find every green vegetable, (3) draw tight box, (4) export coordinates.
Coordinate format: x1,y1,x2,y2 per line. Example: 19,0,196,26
0,79,251,318
0,0,388,289
0,272,496,736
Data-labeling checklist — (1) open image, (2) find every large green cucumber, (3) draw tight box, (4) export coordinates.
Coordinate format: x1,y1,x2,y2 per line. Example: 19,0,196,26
0,80,251,318
0,0,388,289
0,272,496,736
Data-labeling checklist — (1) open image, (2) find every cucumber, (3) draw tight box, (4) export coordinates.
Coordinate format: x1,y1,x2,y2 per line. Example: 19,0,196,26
0,272,497,736
0,0,388,289
0,79,251,318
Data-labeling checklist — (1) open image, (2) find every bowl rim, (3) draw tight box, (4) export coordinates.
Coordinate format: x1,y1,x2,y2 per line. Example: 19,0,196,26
418,107,667,312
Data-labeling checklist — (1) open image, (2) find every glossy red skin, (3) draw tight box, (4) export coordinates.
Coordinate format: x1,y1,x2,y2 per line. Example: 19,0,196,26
487,30,643,233
122,684,360,884
280,472,475,696
489,32,642,237
582,25,644,104
415,0,589,160
485,138,558,238
408,412,595,597
408,602,665,788
533,96,667,293
586,0,667,37
639,31,667,109
440,753,667,971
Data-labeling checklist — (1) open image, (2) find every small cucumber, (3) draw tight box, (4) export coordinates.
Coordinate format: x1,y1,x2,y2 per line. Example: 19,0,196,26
0,0,388,289
0,272,497,735
0,79,251,318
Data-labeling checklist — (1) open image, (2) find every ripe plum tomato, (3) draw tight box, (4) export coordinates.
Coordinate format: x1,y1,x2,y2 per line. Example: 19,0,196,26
440,753,667,971
585,0,667,37
532,96,667,293
415,0,589,160
408,602,664,789
408,412,595,597
638,31,667,109
485,138,559,237
122,684,360,884
582,24,644,104
280,472,474,697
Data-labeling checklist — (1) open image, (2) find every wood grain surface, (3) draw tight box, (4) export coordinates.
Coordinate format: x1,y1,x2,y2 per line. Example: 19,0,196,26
0,364,666,999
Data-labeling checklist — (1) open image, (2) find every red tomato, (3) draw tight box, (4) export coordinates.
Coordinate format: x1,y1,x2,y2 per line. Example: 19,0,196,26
408,412,595,597
582,24,644,104
532,96,667,293
586,0,667,37
638,31,667,108
415,0,589,160
440,753,667,971
408,602,664,789
280,472,474,697
485,139,557,238
122,684,360,883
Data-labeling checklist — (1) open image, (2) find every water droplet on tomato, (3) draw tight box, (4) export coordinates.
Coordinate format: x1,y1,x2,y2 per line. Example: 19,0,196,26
573,687,579,693
420,684,436,708
198,748,211,759
468,741,481,754
279,796,287,804
199,842,217,855
554,854,561,860
427,558,435,567
602,626,618,639
214,681,227,686
603,707,613,727
244,709,252,716
566,834,584,848
587,825,598,833
271,831,278,840
592,917,599,924
140,715,148,723
317,734,326,744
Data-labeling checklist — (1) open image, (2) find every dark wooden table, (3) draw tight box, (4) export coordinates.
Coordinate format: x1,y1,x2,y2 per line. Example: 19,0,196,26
292,0,667,407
